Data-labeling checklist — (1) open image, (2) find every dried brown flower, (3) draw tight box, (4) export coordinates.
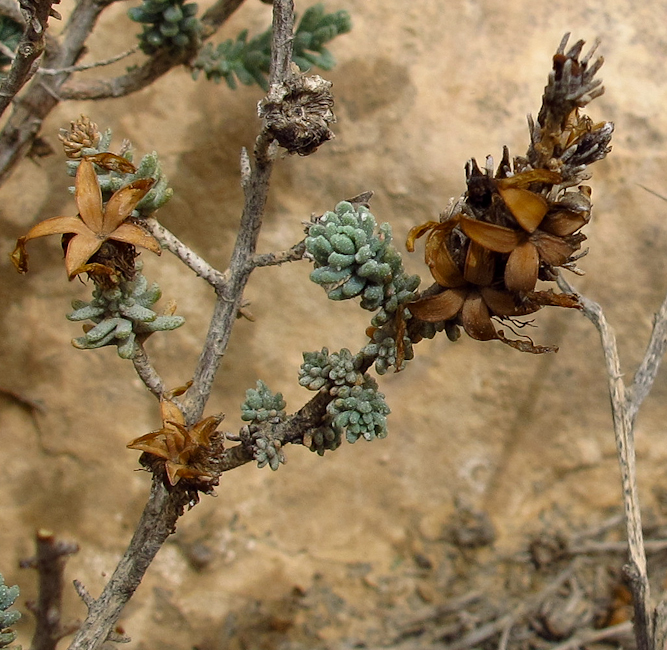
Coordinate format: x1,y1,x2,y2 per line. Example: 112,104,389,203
406,34,611,354
127,383,225,487
11,158,160,280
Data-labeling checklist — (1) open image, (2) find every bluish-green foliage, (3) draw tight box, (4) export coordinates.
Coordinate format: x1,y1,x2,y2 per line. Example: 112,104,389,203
327,376,389,443
0,574,20,649
68,270,185,358
0,17,22,71
241,381,287,470
191,3,351,91
65,130,173,215
128,0,200,54
299,348,391,443
241,380,287,424
306,201,420,312
306,201,421,374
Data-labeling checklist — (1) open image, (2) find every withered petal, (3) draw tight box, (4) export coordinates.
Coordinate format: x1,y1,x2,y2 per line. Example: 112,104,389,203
103,179,156,234
408,288,467,322
480,287,541,316
524,289,581,310
464,240,495,286
75,159,105,233
495,169,562,189
531,230,577,266
110,222,162,255
540,211,588,236
190,413,225,446
461,292,498,341
85,152,137,174
460,216,522,254
505,241,540,292
498,187,549,233
64,232,104,278
406,221,442,252
425,228,465,287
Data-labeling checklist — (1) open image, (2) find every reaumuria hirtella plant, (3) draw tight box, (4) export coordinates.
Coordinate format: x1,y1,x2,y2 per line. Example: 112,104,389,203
7,18,613,649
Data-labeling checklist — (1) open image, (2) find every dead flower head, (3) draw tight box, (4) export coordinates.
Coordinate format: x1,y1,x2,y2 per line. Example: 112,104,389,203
127,383,225,487
11,158,161,281
405,34,610,354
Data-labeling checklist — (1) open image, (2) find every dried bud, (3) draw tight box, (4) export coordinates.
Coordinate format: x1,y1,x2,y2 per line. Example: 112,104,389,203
58,115,100,159
258,74,335,156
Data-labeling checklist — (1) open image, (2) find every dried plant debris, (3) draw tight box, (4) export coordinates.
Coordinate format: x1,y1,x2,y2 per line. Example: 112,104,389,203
407,34,612,353
259,73,336,155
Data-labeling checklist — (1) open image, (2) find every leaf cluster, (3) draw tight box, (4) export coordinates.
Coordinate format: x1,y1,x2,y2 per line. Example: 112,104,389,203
191,3,351,90
0,574,20,649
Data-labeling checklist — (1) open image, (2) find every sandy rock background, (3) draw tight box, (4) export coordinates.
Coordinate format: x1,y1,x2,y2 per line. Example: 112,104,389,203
2,0,667,647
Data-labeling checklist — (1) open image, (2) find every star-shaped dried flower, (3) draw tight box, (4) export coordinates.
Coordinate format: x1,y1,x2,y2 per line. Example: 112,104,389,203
11,158,161,279
127,383,225,486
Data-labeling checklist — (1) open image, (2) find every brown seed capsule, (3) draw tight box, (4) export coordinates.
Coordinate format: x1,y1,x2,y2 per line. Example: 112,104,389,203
497,187,549,233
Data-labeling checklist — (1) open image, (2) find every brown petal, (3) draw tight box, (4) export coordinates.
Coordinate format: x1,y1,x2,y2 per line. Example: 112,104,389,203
464,240,494,286
531,230,576,266
498,187,548,233
190,413,225,446
110,222,162,255
160,397,186,428
408,288,466,322
406,221,441,252
127,431,171,460
505,241,539,292
540,211,587,236
480,287,541,316
425,228,465,287
461,291,498,341
103,179,155,234
64,232,104,278
85,152,137,174
460,216,522,253
496,169,562,189
75,159,105,233
10,237,29,273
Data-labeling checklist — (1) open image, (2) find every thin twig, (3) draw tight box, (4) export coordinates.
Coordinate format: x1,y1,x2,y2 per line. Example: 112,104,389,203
20,530,80,650
144,217,228,288
37,44,139,74
627,290,667,424
549,620,634,650
559,274,653,650
57,0,247,101
0,0,58,118
251,239,306,268
131,343,166,399
444,562,577,650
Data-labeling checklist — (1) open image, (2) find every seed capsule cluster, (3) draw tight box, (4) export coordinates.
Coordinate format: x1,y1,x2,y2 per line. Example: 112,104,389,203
0,573,19,649
407,35,612,354
67,272,184,358
128,0,200,54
